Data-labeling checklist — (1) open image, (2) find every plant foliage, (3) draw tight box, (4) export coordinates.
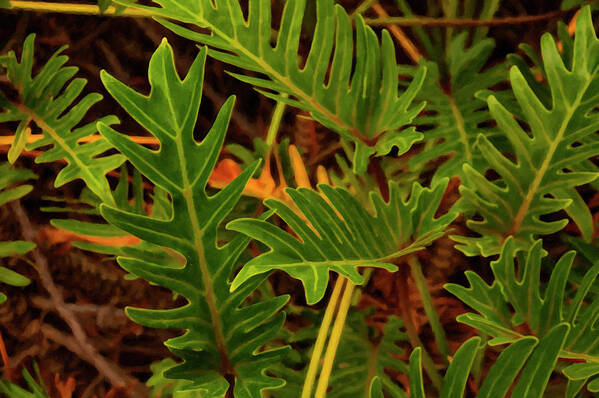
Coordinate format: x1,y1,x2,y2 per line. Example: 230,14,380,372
1,1,598,397
447,238,599,394
454,6,599,256
228,179,456,304
0,162,35,303
114,0,427,173
408,33,507,182
0,34,125,204
96,40,288,397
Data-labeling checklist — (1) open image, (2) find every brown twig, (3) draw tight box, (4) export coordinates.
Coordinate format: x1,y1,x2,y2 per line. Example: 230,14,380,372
364,8,578,27
0,330,13,381
371,3,422,63
10,200,135,390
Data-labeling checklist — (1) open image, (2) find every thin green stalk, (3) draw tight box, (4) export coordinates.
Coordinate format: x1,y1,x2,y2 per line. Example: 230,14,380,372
6,1,155,17
408,256,450,365
314,279,355,398
266,99,287,148
350,0,378,17
398,266,442,392
301,277,345,398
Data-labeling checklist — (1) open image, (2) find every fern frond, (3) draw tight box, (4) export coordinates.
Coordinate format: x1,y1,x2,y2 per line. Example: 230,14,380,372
0,34,125,205
447,238,599,394
454,5,599,256
408,33,507,182
96,39,288,396
0,162,35,303
228,179,456,304
115,0,426,173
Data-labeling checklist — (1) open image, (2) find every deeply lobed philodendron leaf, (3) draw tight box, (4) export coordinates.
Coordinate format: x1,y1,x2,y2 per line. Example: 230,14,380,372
47,165,180,276
447,238,599,394
228,179,457,304
0,162,36,303
454,6,599,256
115,0,426,173
0,34,125,205
408,32,507,182
97,40,288,397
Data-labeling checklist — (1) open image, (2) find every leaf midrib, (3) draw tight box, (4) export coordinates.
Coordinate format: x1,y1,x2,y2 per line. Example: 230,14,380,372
169,101,231,376
506,75,594,239
448,93,472,162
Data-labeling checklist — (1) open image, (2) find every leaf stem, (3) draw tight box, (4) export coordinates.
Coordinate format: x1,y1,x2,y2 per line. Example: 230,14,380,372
6,0,156,17
398,266,443,392
315,279,355,398
266,98,287,148
301,276,345,398
408,256,451,365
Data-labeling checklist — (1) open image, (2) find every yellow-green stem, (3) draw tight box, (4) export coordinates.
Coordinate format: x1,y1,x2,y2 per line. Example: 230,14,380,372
408,256,450,365
301,277,345,398
314,280,355,398
266,98,287,148
7,1,156,17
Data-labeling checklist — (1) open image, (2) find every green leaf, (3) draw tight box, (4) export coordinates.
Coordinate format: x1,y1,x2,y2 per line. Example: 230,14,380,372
98,39,288,397
0,241,35,257
0,162,36,303
511,324,570,398
448,237,599,394
409,32,507,182
476,337,538,398
0,162,36,207
328,315,409,397
147,358,203,397
229,179,456,304
368,377,383,398
115,0,426,173
440,337,480,398
0,266,30,286
0,34,125,204
454,6,599,256
0,362,50,398
408,348,425,398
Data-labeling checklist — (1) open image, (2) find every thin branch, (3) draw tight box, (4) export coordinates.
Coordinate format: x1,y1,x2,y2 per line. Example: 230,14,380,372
371,3,422,63
10,200,134,390
6,1,155,17
0,134,159,146
364,8,577,27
